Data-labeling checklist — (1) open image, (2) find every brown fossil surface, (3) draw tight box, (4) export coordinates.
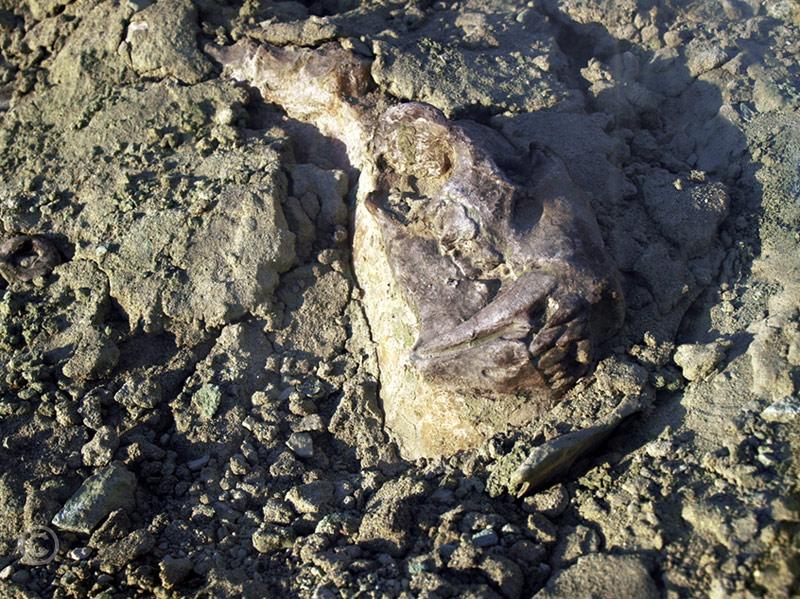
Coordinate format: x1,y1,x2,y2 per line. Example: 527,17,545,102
214,39,624,458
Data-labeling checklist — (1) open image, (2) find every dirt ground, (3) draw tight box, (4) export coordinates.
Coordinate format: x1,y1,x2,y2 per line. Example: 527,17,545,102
0,0,798,597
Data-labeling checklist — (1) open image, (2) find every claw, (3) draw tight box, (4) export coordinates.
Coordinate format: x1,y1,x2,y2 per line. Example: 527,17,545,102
546,294,584,327
516,481,531,499
543,361,566,376
413,269,555,359
556,316,587,347
510,396,645,497
551,376,576,392
538,345,569,370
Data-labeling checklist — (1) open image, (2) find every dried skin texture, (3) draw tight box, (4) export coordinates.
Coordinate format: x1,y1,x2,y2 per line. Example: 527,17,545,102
215,39,625,452
0,235,60,283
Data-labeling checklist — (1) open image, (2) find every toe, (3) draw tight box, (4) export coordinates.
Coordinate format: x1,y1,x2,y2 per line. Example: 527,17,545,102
530,324,564,356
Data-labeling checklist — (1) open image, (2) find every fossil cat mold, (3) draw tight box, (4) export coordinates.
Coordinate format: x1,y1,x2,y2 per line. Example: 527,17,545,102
215,40,625,458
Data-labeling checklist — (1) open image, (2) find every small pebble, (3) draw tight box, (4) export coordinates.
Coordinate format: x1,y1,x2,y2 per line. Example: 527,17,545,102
187,455,210,471
471,528,499,548
68,547,93,561
287,432,314,458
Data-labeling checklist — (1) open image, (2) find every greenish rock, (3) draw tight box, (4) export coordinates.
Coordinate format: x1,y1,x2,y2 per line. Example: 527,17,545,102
251,524,295,554
192,383,222,420
52,464,137,534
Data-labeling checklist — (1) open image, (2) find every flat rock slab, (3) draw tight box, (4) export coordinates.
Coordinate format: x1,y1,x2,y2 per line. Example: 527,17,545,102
536,553,659,599
52,463,136,535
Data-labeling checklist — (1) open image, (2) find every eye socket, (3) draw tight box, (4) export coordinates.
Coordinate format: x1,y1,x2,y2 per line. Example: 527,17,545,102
388,126,453,180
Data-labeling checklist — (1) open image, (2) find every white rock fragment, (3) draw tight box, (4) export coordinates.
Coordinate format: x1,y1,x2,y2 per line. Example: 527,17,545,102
761,396,800,423
68,547,93,561
286,432,314,458
674,340,731,381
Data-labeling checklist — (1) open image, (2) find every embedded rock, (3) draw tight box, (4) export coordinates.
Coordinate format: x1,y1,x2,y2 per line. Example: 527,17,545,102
748,285,800,400
674,340,731,381
61,327,120,381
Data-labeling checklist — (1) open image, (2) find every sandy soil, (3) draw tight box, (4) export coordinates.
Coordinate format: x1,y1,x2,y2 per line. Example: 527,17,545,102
0,1,798,597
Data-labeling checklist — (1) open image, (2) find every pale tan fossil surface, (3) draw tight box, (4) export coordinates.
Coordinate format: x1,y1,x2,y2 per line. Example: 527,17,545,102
0,1,798,598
